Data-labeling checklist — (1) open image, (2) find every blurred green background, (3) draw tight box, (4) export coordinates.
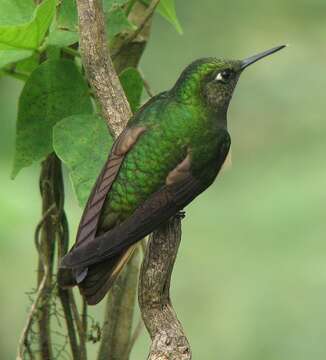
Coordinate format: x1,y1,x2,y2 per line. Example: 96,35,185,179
1,0,326,358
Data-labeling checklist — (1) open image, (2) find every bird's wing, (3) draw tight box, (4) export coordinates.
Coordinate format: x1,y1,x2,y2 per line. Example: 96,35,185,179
61,131,231,269
73,126,146,250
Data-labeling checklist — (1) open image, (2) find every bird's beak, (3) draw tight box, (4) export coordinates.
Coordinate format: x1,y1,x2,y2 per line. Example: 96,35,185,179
240,45,286,70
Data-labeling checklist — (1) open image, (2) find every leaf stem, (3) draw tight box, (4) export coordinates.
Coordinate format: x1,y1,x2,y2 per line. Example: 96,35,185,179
62,47,81,58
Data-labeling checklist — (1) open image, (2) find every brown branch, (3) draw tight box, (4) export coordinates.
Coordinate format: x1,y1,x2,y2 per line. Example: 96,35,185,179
57,288,80,359
139,217,192,360
76,0,131,136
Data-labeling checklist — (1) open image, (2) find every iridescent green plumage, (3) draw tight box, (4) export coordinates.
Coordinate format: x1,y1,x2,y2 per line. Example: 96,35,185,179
99,59,238,230
59,46,286,304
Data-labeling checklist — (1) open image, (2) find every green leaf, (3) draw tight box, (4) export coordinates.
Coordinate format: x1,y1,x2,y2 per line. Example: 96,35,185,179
105,6,135,41
46,30,79,47
142,0,182,34
157,0,182,34
53,114,113,206
0,0,56,50
0,49,33,69
119,67,143,113
12,59,93,178
58,0,78,31
0,0,35,26
15,52,39,73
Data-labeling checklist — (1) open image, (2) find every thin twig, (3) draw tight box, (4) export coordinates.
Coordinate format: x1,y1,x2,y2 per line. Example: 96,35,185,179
70,289,87,355
62,47,80,58
82,298,88,336
57,288,80,359
139,69,154,98
17,266,49,360
57,224,82,359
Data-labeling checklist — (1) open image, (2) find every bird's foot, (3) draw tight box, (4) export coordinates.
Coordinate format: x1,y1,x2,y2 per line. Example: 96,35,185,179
176,210,186,219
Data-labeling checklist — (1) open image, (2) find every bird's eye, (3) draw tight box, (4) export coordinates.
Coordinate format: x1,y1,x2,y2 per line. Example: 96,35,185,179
216,69,232,83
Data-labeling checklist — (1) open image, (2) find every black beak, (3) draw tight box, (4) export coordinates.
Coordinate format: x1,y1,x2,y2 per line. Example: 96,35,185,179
240,45,286,70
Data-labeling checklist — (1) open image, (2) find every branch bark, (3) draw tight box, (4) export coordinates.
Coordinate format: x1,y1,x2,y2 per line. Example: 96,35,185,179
76,0,131,136
139,217,192,360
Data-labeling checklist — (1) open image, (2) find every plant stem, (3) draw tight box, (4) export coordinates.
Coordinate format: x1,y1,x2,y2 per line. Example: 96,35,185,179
62,46,81,58
37,153,61,360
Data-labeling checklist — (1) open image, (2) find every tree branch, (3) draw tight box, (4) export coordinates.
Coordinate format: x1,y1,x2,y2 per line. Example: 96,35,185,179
76,0,131,137
139,217,192,360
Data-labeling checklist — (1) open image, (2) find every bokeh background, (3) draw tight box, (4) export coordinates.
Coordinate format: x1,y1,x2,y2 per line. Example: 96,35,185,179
1,0,326,358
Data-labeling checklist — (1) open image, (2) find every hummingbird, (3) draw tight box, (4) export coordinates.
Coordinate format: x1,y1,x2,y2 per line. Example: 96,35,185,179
58,45,286,305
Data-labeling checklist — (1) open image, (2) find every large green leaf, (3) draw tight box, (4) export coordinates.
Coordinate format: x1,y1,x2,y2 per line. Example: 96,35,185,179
53,114,112,206
0,0,35,26
119,67,143,113
0,0,56,50
12,59,93,178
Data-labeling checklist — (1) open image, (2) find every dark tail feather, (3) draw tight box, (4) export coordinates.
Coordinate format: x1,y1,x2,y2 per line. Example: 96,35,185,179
78,245,135,305
57,245,135,305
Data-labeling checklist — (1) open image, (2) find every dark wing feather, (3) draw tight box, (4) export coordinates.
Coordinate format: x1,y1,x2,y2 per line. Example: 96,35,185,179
72,126,146,250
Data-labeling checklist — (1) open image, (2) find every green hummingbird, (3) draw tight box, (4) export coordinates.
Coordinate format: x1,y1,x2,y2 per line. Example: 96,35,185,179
59,45,286,304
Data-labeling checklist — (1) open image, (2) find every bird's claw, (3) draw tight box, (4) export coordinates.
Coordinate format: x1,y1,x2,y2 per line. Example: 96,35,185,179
176,210,186,219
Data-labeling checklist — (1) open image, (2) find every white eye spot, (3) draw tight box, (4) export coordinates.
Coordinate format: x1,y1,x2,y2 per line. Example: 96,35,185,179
215,73,223,81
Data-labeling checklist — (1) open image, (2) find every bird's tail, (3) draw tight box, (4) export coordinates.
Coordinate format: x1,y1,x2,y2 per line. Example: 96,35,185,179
58,245,135,305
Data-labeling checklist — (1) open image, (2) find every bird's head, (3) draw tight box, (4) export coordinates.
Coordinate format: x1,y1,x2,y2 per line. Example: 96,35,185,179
172,45,286,116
